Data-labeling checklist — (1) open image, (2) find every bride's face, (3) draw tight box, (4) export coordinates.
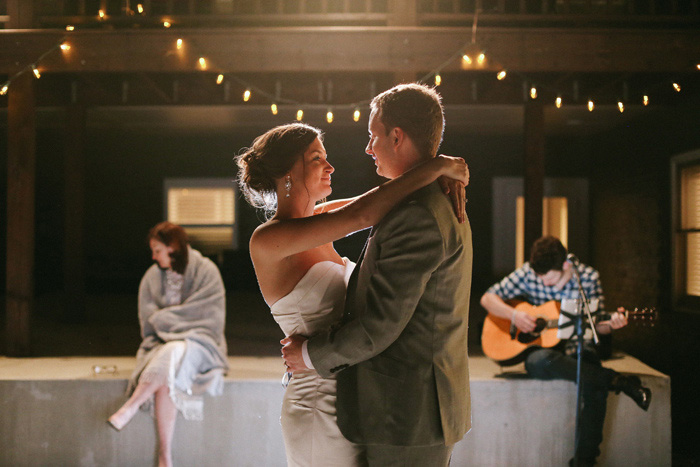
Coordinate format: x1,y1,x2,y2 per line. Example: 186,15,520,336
289,137,334,202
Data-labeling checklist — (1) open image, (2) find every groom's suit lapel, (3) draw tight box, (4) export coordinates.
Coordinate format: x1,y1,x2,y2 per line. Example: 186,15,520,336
342,227,374,323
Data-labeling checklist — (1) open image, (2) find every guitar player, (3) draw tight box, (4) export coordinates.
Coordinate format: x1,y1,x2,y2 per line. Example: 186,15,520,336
480,236,651,467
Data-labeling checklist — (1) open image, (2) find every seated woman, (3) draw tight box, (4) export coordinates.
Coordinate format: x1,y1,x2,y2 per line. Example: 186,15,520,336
108,221,228,467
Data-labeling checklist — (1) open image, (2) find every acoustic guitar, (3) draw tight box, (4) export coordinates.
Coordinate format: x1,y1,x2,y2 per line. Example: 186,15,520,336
481,300,657,366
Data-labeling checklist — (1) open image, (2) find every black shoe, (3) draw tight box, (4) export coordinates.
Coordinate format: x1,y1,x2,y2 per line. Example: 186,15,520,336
612,374,652,411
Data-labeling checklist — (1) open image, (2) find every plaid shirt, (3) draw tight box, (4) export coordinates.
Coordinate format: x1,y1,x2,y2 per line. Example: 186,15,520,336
486,262,605,311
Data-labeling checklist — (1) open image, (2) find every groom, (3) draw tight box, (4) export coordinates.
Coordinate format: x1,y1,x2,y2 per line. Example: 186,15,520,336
283,83,473,465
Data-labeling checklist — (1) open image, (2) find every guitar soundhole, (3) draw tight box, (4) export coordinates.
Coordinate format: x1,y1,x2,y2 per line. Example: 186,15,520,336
517,318,548,344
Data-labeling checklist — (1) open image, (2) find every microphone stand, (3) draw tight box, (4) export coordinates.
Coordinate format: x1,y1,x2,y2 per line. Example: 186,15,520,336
568,259,599,467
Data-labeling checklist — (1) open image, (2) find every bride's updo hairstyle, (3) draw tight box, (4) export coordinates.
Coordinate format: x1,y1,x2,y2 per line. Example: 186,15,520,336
236,123,323,213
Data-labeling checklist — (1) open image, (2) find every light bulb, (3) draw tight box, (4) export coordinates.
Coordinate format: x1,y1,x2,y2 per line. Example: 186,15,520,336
163,21,171,28
271,103,278,115
66,25,74,31
32,66,40,79
326,110,334,123
243,89,251,102
137,4,144,13
673,82,681,92
434,74,442,86
497,71,506,81
353,109,361,122
555,96,562,108
176,39,183,50
477,53,486,65
296,109,304,121
462,54,472,65
588,100,594,112
198,57,207,70
0,84,8,95
643,95,649,106
530,87,537,99
60,43,71,51
618,101,624,113
98,9,106,19
216,74,224,85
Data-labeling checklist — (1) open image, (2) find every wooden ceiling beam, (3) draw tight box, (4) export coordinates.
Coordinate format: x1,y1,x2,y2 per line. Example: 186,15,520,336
1,27,698,76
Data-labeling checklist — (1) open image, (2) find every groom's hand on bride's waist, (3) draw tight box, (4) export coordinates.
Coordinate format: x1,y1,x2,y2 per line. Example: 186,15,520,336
281,335,311,373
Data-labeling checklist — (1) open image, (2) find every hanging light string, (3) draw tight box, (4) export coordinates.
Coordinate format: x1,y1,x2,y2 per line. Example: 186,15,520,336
182,37,376,121
1,29,696,119
0,35,70,95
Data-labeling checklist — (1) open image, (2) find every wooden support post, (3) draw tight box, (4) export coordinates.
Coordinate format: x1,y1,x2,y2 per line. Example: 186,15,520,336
63,105,87,323
523,99,545,258
6,72,36,357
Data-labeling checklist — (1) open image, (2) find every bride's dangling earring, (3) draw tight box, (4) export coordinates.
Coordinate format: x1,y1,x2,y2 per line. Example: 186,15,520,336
285,175,292,198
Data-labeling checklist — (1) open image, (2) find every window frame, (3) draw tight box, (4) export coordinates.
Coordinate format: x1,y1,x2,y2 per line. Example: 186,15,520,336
671,149,700,312
163,177,239,251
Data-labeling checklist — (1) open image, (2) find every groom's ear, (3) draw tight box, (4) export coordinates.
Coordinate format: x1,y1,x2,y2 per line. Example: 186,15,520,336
391,127,404,149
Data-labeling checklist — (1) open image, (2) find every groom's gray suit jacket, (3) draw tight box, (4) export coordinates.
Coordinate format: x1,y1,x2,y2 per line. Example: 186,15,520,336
308,181,472,446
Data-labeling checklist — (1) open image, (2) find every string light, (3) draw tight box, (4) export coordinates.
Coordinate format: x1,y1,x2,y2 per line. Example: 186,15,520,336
65,25,74,31
163,21,171,28
98,9,106,19
137,4,144,14
6,35,696,124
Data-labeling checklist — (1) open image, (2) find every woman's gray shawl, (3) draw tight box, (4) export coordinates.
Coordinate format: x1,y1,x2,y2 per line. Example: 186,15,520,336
128,247,228,395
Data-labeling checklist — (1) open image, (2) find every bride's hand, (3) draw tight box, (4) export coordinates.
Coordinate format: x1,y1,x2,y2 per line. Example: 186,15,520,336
436,154,469,186
436,155,468,224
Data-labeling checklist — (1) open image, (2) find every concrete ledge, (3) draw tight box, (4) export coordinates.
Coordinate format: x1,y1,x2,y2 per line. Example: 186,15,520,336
455,356,671,467
0,354,670,466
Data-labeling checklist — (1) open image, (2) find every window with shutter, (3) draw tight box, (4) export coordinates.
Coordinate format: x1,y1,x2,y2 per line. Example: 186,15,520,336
681,165,700,297
164,178,238,253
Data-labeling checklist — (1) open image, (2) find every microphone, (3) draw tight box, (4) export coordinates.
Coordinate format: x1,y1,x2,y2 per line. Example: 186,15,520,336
567,253,580,265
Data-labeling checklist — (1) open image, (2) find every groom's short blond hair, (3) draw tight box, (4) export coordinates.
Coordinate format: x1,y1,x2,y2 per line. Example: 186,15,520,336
370,83,445,158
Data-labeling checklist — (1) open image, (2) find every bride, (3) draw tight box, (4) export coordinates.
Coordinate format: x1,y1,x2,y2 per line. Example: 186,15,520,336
236,122,467,466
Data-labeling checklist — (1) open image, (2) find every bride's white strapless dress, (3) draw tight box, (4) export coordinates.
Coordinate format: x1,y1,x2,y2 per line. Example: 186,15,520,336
270,258,363,467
